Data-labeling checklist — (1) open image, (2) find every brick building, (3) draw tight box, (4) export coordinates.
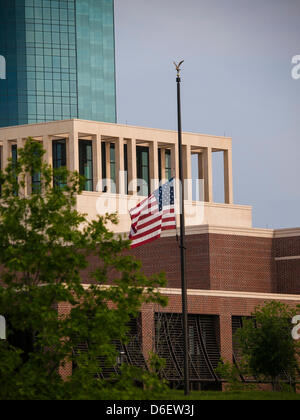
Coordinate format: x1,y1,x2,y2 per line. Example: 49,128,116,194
131,227,300,389
0,119,299,389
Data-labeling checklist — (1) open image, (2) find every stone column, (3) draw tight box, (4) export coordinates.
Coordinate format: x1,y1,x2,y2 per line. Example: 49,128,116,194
17,138,27,196
0,143,2,172
197,152,205,202
41,135,52,195
171,143,180,226
203,147,213,203
105,142,111,192
183,144,192,200
149,140,159,192
160,148,166,182
115,137,125,195
219,314,233,364
141,305,155,368
17,138,25,149
127,138,137,195
198,153,204,180
2,140,9,170
57,302,73,381
43,135,52,166
68,131,79,173
220,314,233,391
224,149,233,204
171,143,179,180
93,133,102,193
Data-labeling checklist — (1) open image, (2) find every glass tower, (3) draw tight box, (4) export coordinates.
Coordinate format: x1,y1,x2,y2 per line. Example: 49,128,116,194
0,0,116,127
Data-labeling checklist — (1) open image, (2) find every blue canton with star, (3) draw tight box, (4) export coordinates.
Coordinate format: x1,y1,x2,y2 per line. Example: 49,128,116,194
153,179,175,212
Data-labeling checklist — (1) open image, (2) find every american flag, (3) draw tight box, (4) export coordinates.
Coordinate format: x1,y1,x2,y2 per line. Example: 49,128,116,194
129,179,177,249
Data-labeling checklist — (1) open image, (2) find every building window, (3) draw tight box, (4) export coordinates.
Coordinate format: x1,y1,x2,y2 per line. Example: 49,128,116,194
158,149,162,182
32,171,41,194
165,149,172,181
136,146,149,197
11,144,17,164
52,139,66,169
79,140,93,192
31,143,42,194
101,142,107,192
110,143,116,190
101,142,128,194
52,139,66,188
158,149,172,183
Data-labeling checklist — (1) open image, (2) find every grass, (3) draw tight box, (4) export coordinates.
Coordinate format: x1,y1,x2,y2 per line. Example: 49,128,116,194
159,390,300,400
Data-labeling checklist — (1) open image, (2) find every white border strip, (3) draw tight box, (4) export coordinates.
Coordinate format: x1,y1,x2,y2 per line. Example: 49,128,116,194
275,256,300,261
120,224,300,240
81,284,300,302
158,288,300,301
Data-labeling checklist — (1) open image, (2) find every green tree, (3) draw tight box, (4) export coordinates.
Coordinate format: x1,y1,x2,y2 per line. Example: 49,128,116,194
235,301,300,391
0,138,168,400
216,359,257,392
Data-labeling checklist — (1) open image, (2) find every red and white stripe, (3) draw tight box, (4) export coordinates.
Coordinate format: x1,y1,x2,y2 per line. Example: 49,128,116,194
129,195,176,249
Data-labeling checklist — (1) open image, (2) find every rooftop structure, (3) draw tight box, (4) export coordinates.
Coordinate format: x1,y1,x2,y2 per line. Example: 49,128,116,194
0,118,252,232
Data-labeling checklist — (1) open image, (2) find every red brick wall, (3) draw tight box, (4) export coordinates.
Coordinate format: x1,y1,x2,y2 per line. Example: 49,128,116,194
80,232,300,295
274,236,300,294
141,304,155,364
209,234,276,293
131,235,210,290
275,236,300,257
57,302,73,381
276,260,300,294
131,233,277,294
71,231,300,382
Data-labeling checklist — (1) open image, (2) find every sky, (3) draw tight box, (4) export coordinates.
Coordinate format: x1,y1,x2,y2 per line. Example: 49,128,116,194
114,0,300,229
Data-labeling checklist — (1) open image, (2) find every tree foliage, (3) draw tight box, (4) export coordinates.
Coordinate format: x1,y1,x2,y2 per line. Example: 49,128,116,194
235,301,300,391
0,138,168,400
216,359,257,392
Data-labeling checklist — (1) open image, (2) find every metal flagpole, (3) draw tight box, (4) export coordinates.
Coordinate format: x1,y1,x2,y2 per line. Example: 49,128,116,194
174,60,189,396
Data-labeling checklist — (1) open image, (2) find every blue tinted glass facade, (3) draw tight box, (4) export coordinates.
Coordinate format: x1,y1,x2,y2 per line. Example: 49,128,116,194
0,1,27,127
0,0,116,127
76,0,116,123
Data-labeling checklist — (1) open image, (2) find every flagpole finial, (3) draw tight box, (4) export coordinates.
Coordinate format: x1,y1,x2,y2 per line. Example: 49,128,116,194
173,60,184,78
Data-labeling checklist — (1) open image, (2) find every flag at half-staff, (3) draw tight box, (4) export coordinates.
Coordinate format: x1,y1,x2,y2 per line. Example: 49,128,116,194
129,179,176,249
